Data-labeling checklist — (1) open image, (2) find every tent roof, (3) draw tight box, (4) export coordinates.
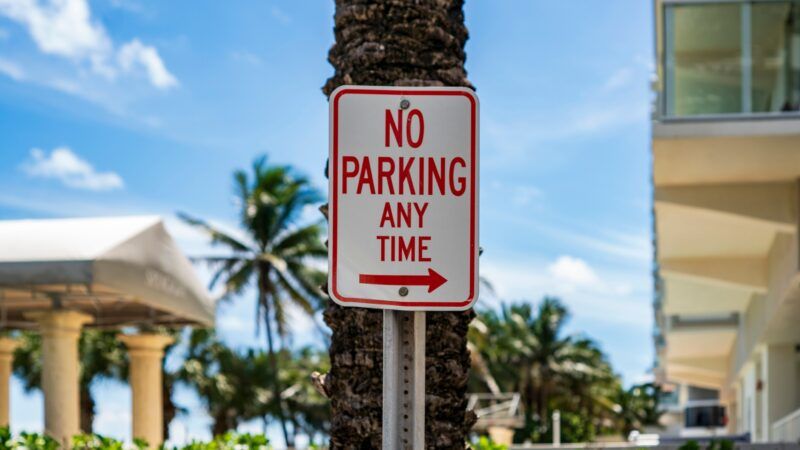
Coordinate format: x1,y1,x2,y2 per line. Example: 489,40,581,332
0,216,215,328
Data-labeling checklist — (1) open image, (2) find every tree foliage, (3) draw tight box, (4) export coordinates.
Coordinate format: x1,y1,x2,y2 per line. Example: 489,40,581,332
177,329,330,443
0,428,270,450
613,382,663,438
469,298,660,443
180,156,326,447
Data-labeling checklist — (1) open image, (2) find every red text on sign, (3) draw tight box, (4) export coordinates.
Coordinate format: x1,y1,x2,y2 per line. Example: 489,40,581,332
340,156,467,196
385,109,425,148
376,235,432,262
379,202,429,228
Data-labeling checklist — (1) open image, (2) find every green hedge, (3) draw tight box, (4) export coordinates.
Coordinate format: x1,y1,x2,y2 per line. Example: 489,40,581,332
469,437,508,450
0,428,270,449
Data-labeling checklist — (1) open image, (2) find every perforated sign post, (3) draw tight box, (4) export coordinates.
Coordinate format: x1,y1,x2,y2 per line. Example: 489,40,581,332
328,86,479,449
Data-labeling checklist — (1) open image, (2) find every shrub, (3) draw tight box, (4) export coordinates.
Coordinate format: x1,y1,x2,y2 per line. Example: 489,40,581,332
0,428,270,450
678,441,700,450
73,434,147,449
173,432,270,450
470,436,508,450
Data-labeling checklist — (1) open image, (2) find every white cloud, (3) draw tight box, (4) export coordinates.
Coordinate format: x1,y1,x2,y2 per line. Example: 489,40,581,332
271,6,290,24
47,77,81,94
480,255,650,329
21,147,124,191
92,392,131,438
483,101,648,162
602,67,634,92
216,313,248,332
548,255,599,286
0,0,111,59
0,57,24,80
0,0,177,89
568,104,647,135
231,50,263,66
487,208,651,263
488,181,543,206
108,0,143,14
511,185,542,206
118,39,178,89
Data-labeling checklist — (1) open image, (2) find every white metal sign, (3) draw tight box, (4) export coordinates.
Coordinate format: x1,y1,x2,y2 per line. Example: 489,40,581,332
328,86,479,311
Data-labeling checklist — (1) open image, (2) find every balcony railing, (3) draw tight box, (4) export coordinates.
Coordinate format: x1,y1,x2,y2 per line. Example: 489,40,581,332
660,0,800,119
467,392,524,430
772,406,800,443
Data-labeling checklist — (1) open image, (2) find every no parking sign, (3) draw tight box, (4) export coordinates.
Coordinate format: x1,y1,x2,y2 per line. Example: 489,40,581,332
328,86,479,311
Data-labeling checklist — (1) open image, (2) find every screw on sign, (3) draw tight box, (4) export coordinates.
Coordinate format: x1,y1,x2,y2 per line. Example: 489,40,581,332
328,86,479,449
328,86,479,311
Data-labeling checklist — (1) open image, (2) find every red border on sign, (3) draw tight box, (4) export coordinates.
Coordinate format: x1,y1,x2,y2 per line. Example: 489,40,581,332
330,87,477,309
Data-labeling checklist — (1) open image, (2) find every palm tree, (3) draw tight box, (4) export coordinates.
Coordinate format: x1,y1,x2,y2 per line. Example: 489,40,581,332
614,383,662,438
179,157,326,446
321,1,475,447
13,330,127,433
470,298,620,443
179,329,331,444
239,345,332,446
178,329,274,436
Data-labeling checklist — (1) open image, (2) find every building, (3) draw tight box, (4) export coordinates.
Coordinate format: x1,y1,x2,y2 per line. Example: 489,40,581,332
652,0,800,443
0,216,214,447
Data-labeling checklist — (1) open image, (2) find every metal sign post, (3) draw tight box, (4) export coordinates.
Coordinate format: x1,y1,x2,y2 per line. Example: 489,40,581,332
383,310,425,450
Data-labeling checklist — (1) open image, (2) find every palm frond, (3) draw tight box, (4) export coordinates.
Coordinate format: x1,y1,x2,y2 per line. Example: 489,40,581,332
178,212,252,253
285,261,326,304
274,268,315,316
218,259,255,299
271,223,326,256
271,290,288,339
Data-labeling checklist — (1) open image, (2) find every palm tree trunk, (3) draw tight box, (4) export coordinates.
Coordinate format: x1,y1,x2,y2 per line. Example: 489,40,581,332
322,1,475,448
212,410,231,437
79,385,94,434
163,374,176,441
258,269,293,448
536,380,549,439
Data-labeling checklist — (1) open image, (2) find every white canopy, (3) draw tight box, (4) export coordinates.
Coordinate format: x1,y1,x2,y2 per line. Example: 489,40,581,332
0,216,214,328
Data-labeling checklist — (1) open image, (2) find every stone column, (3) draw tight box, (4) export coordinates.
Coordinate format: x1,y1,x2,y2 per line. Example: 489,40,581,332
25,310,93,447
487,427,515,446
119,333,173,448
0,337,19,427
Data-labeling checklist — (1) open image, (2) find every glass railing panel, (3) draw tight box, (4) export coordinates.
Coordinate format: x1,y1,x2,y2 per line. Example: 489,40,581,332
752,1,800,113
662,1,800,118
666,3,742,116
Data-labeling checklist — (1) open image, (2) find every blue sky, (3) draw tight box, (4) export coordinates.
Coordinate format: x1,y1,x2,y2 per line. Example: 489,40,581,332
0,0,654,445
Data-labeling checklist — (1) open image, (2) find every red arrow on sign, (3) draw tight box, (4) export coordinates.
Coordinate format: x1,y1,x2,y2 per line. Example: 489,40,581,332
359,268,448,293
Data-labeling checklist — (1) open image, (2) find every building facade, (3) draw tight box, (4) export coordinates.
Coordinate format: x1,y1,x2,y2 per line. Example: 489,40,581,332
652,0,800,442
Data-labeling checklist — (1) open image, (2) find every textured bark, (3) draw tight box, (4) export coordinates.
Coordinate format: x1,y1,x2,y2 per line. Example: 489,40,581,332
323,1,476,448
323,0,472,95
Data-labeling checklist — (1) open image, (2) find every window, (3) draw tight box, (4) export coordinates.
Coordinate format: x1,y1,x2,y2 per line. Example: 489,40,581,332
663,1,800,117
685,405,726,428
659,385,680,406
